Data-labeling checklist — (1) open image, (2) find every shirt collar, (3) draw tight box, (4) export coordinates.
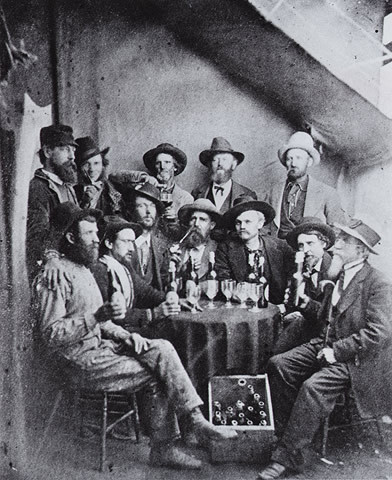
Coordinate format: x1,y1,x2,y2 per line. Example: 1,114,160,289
41,168,64,186
135,233,151,248
212,179,232,191
286,174,309,191
343,258,365,271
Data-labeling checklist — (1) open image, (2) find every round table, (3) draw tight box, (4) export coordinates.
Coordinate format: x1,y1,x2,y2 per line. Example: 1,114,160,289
163,301,280,392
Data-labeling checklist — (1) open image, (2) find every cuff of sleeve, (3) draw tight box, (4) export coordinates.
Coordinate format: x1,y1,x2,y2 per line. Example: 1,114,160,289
85,313,98,331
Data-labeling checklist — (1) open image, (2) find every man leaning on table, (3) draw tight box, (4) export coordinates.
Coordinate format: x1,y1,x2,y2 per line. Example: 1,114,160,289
215,196,293,305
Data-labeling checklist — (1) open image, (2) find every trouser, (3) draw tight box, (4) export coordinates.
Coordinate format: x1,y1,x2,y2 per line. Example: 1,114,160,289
267,342,350,472
74,339,203,446
135,339,203,445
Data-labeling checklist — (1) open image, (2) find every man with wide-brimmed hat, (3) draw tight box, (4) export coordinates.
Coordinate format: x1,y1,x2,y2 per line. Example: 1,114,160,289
192,137,257,213
143,142,193,218
170,199,221,283
215,196,293,304
259,218,392,480
263,131,347,239
273,217,336,355
73,136,123,216
125,183,170,290
34,202,237,471
27,124,79,281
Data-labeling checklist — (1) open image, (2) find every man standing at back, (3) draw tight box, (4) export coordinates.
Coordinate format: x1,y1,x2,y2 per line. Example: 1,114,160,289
192,137,257,213
263,131,346,239
26,124,78,280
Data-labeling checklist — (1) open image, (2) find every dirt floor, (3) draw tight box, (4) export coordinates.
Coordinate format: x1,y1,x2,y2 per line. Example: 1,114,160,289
10,413,392,480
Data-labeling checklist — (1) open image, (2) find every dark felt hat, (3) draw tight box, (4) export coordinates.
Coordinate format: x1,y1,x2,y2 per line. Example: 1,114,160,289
50,202,102,237
75,136,110,169
40,124,78,148
143,143,187,175
223,196,275,230
99,215,143,241
178,198,222,226
199,137,245,166
129,183,165,214
286,217,336,250
334,219,381,255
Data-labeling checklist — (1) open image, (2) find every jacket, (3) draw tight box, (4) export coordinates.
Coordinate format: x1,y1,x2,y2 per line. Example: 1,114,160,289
215,233,294,304
263,176,347,233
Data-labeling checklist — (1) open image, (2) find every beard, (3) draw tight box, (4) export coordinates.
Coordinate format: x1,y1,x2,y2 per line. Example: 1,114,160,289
184,227,206,248
327,254,344,281
304,254,320,271
65,241,99,267
53,161,77,183
156,169,174,184
210,168,233,185
287,168,307,181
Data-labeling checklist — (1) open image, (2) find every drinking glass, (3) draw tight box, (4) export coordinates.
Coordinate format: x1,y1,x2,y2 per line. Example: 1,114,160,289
205,279,219,309
248,283,263,312
221,279,236,308
235,282,249,309
160,191,173,207
186,280,201,314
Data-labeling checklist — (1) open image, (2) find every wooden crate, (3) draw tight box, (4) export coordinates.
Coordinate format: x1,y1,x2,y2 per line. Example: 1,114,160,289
208,375,275,463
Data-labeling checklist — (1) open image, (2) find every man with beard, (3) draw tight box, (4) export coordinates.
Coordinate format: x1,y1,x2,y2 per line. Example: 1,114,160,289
143,143,193,219
92,216,182,334
192,137,257,213
34,202,237,471
258,219,392,480
128,183,170,291
263,132,346,239
273,217,335,354
171,199,221,284
215,196,293,305
26,124,78,281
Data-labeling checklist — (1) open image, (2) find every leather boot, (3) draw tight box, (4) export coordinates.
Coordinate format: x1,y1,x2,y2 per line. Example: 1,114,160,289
188,407,238,442
150,443,202,470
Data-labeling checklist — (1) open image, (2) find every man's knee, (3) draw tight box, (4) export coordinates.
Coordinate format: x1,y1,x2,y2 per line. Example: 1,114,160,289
267,353,286,376
149,338,177,356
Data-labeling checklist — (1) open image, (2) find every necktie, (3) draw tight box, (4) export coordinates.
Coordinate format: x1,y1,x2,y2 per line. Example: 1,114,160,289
287,183,300,217
140,240,150,275
214,186,224,196
337,270,345,296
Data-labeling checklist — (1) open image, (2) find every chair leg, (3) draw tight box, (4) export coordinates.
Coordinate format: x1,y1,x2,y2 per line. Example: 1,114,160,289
100,392,108,472
131,393,141,443
321,415,330,457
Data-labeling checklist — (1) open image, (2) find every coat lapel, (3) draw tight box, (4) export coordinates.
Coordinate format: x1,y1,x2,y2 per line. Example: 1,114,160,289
336,263,368,315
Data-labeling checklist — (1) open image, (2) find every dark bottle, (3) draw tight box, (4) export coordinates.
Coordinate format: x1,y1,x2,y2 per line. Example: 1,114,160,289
257,256,269,308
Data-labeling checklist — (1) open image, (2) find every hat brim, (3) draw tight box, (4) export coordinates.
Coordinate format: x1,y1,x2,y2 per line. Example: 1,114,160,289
286,222,336,250
178,204,221,227
100,217,143,240
278,145,320,166
223,201,275,229
199,149,245,167
334,223,379,255
143,146,187,176
77,146,110,167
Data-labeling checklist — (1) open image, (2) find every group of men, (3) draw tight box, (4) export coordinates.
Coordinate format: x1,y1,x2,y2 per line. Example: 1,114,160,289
28,124,392,477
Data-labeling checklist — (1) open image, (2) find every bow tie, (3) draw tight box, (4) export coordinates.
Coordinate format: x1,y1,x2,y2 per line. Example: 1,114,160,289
214,185,224,195
303,268,318,279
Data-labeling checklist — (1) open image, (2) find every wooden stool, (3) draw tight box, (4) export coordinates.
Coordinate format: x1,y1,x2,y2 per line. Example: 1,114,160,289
321,391,385,457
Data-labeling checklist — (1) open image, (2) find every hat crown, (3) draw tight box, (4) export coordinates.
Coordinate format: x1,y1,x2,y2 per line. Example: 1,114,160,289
232,195,255,208
134,182,161,202
348,219,381,248
76,136,98,153
210,137,234,152
40,124,76,147
286,132,315,152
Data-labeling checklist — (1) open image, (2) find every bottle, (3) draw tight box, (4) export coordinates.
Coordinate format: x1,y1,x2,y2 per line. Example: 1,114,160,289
257,256,269,308
206,251,218,300
247,254,258,283
167,260,178,293
293,251,305,307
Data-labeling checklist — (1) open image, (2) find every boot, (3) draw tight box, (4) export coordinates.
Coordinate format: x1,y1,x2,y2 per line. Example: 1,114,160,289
150,443,202,470
188,407,238,442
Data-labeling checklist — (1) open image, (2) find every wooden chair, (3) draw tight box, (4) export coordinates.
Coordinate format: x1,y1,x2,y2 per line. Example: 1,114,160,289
320,390,385,457
35,387,141,472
